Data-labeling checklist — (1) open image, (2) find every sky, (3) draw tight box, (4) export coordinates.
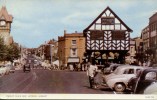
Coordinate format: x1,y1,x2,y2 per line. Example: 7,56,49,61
0,0,157,48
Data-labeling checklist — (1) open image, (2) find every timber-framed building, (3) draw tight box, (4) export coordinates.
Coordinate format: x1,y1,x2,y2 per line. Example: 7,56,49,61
83,6,133,64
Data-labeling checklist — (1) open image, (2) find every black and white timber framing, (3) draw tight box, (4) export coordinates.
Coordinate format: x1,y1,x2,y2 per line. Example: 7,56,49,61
83,6,133,64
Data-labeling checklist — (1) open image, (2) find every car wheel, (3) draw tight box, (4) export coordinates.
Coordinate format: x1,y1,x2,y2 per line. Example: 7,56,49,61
114,83,126,92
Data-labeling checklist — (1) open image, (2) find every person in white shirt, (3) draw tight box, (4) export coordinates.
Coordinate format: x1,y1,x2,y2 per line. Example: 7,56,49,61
86,62,98,88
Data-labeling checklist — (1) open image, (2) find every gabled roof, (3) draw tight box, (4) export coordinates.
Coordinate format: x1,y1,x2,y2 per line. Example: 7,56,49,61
0,6,13,22
83,6,132,32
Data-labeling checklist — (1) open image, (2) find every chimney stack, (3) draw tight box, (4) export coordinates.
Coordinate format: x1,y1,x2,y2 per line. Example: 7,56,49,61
64,30,66,35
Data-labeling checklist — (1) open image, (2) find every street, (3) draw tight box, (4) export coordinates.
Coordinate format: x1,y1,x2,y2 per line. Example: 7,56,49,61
0,69,114,94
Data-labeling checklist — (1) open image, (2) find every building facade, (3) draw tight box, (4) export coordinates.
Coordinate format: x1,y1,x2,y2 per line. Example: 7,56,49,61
141,12,157,63
125,38,136,64
0,6,13,45
58,30,85,67
149,12,157,62
35,39,58,63
83,6,132,64
141,26,149,51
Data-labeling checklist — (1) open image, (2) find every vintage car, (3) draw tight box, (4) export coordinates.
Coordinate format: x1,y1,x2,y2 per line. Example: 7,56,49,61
144,82,157,94
102,65,144,92
128,68,157,94
23,64,31,72
103,63,123,75
0,65,6,76
5,64,12,74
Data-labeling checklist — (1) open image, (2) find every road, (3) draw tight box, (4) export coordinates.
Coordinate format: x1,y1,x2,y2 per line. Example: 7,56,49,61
0,69,114,94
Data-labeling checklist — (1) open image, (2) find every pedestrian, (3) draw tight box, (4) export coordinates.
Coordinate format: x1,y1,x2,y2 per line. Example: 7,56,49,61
69,64,74,71
86,62,98,88
143,61,146,67
77,63,81,71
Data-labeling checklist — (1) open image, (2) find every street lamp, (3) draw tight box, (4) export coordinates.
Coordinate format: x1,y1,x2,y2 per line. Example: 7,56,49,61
50,44,53,65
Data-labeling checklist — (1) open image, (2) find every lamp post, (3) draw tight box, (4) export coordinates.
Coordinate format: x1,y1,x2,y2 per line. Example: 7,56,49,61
50,44,52,65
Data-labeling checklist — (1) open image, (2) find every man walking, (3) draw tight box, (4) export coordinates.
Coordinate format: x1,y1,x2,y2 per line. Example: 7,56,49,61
86,62,98,88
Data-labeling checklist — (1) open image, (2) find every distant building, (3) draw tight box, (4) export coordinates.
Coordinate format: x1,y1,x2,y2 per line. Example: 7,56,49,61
149,12,157,62
141,12,157,62
35,39,58,63
125,38,136,64
134,37,143,54
44,39,58,63
58,30,85,67
141,26,149,51
0,6,13,45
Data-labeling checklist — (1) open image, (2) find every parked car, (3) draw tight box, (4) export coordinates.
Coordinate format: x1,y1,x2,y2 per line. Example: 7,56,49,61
144,82,157,94
102,65,144,92
23,64,31,72
128,68,157,94
103,63,123,75
9,65,15,73
5,64,12,75
33,59,41,68
0,65,6,76
152,64,157,67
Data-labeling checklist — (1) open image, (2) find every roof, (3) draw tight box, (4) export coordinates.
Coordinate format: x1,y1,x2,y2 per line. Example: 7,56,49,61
83,6,132,32
117,65,144,69
0,6,13,22
47,39,57,45
64,33,83,37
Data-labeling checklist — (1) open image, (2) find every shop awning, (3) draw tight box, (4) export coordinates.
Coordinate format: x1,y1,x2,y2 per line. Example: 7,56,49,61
68,57,80,63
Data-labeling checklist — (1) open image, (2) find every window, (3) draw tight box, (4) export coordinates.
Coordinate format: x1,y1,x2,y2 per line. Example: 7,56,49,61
124,69,134,74
72,40,76,45
145,72,157,80
70,48,77,57
72,49,76,55
131,47,133,53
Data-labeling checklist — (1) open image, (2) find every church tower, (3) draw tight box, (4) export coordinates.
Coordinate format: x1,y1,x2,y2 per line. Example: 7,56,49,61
0,6,13,45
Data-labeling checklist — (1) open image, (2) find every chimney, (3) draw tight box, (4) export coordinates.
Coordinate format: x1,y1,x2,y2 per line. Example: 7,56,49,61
64,30,66,35
75,31,77,33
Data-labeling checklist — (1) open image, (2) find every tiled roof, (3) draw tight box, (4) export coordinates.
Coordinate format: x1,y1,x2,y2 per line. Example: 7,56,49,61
0,6,13,22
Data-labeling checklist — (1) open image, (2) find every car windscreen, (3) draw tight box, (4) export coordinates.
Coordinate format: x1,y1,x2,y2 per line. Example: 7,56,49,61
145,72,157,80
113,67,122,75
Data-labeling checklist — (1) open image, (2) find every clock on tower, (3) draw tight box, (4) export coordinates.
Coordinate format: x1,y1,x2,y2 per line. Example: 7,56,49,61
0,20,6,26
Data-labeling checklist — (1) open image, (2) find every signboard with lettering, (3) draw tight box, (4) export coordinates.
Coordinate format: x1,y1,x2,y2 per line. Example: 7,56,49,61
112,30,125,40
90,30,104,40
101,17,115,25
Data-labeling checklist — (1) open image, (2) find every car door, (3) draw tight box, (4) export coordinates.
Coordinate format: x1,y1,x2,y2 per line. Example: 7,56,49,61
123,68,136,84
136,71,157,94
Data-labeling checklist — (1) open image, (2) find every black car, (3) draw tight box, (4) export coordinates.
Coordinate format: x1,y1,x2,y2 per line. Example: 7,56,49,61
23,64,31,72
128,68,157,94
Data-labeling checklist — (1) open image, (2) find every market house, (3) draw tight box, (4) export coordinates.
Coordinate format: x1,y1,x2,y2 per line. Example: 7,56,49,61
83,6,133,64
